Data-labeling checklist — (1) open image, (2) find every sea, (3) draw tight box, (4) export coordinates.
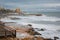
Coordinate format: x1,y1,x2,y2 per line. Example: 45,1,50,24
0,12,60,40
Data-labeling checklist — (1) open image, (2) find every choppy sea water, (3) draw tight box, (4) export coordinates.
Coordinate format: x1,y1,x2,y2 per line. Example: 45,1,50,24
0,12,60,40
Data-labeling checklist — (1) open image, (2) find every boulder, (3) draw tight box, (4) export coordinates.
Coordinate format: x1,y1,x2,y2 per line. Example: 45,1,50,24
43,38,53,40
27,28,41,35
34,36,44,40
0,21,5,25
35,28,46,31
36,14,42,16
54,36,59,40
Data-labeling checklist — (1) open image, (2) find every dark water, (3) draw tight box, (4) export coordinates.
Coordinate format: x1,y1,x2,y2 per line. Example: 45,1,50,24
25,12,60,26
40,12,60,17
27,12,60,17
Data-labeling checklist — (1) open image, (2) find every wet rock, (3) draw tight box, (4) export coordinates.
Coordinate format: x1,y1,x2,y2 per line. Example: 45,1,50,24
54,36,59,40
27,28,41,35
25,24,42,35
27,24,32,27
0,21,5,25
0,21,5,28
10,17,20,20
43,38,53,40
40,28,45,31
34,36,44,40
33,31,41,35
36,14,42,16
21,37,34,40
35,28,46,31
34,36,53,40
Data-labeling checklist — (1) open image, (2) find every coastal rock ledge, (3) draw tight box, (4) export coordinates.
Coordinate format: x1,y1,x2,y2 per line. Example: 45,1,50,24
0,21,53,40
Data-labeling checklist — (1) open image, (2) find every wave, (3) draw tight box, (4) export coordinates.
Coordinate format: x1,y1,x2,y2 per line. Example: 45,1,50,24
7,14,60,22
27,15,60,22
0,17,16,22
1,14,60,30
16,22,60,30
1,14,60,39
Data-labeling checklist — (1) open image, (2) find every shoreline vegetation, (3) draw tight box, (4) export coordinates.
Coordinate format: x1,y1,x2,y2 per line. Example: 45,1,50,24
0,7,59,40
0,7,43,18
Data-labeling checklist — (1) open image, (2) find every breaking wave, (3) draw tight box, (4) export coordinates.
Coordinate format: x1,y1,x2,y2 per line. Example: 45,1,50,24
7,14,60,22
0,14,60,30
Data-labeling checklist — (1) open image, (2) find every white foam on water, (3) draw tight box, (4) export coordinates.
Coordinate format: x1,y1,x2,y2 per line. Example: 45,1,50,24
1,14,60,30
37,30,60,39
0,17,16,22
16,22,60,39
27,16,60,22
17,22,60,30
8,14,60,22
0,14,60,39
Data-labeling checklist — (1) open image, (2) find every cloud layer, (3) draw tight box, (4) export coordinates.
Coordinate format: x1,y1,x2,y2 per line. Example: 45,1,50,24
0,0,60,12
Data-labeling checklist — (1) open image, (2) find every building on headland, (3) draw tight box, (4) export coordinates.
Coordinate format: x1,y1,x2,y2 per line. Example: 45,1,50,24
15,8,24,15
0,7,24,16
15,8,20,13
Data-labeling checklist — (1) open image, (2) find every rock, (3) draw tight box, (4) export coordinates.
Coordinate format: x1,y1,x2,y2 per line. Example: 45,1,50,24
36,14,42,16
33,31,41,35
54,36,59,40
34,36,53,40
27,24,32,27
27,28,41,35
43,38,53,40
10,17,20,20
26,24,33,28
0,21,5,25
35,28,46,31
40,28,45,31
34,36,44,40
21,37,34,40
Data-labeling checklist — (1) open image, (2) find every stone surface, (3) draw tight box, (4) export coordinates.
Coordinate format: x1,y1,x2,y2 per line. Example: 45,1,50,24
0,21,53,40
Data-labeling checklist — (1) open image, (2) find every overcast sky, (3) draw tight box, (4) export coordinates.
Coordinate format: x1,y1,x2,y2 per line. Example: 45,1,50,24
0,0,60,12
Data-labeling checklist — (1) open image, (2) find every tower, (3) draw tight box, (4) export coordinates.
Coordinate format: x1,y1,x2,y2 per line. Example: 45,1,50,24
15,8,20,13
15,8,23,15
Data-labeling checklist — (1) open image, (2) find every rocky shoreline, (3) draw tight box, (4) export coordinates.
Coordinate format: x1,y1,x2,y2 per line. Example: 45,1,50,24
0,21,55,40
0,7,60,40
0,14,60,40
